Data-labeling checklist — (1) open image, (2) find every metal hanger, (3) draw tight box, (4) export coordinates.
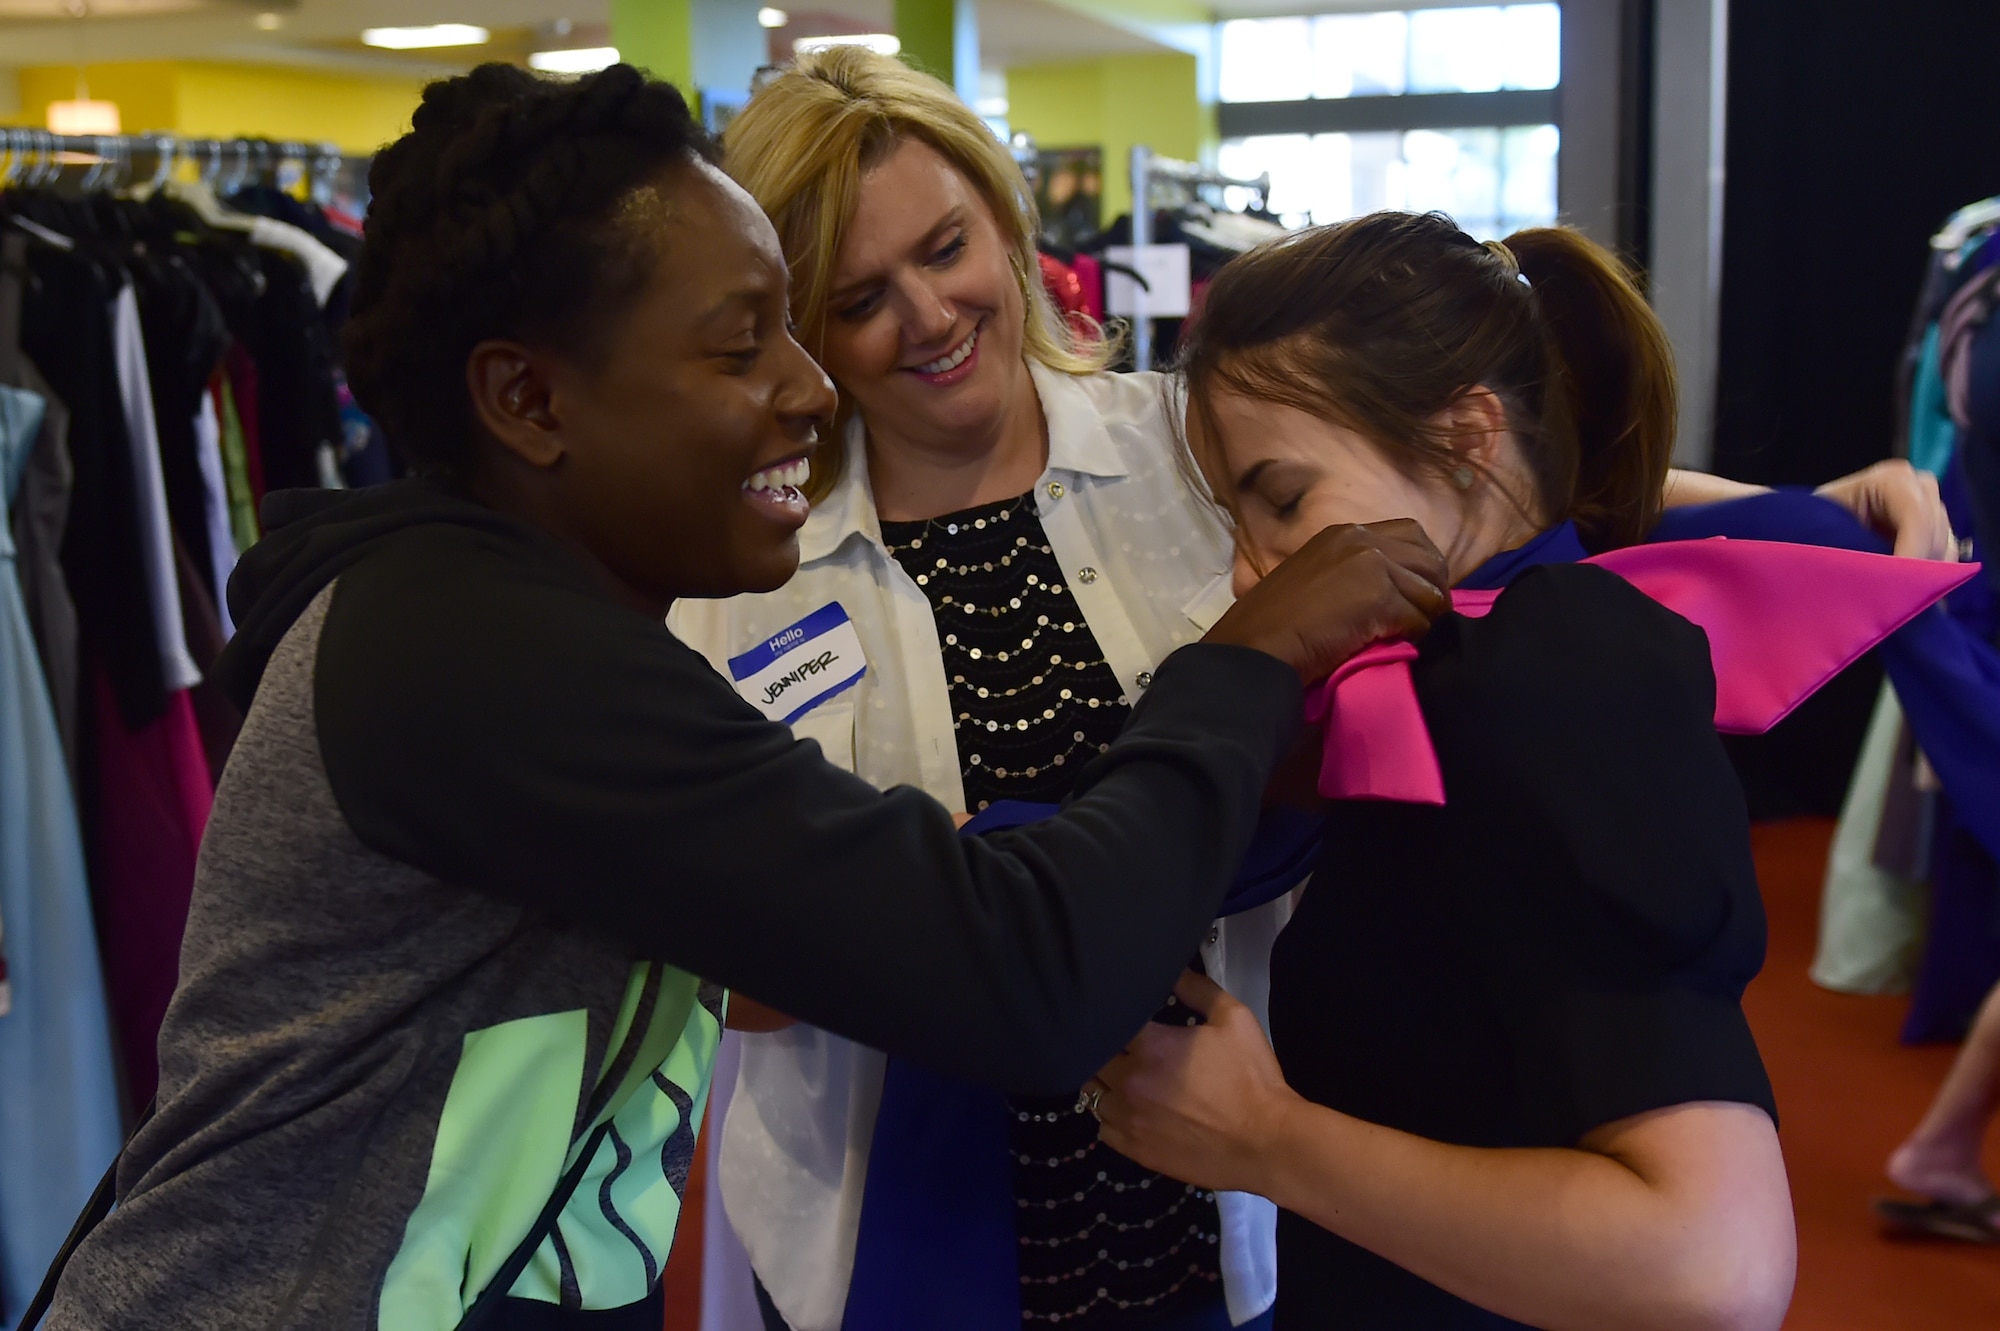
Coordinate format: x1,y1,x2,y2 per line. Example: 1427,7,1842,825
143,134,178,194
79,134,119,192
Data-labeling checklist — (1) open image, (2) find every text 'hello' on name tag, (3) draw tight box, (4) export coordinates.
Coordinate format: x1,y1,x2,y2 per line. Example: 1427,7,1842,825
728,602,869,725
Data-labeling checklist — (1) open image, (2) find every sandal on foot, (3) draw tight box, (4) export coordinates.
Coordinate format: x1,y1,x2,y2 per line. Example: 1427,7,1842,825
1872,1194,2000,1243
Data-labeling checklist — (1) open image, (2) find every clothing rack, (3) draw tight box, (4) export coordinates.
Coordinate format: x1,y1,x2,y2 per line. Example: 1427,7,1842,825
0,107,387,1187
1127,146,1269,371
0,129,349,202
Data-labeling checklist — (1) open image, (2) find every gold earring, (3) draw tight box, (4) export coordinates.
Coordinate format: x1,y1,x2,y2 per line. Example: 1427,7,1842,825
1451,465,1476,491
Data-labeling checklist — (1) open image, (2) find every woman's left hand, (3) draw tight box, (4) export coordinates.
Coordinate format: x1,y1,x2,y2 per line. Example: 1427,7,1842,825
1090,971,1301,1197
1814,459,1956,560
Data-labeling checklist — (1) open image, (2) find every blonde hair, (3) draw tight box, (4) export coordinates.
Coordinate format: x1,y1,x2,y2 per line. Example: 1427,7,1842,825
722,45,1113,500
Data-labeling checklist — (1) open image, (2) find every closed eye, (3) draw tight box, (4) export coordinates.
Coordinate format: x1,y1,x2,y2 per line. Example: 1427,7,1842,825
929,233,967,266
837,291,883,323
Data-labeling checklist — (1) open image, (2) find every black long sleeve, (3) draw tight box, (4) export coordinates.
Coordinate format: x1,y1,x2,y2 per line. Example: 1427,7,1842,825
314,519,1299,1094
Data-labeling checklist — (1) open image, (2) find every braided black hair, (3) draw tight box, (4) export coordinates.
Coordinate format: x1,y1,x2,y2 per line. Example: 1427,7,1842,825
343,63,719,476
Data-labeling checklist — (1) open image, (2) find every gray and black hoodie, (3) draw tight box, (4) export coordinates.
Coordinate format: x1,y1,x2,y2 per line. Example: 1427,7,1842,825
42,479,1299,1331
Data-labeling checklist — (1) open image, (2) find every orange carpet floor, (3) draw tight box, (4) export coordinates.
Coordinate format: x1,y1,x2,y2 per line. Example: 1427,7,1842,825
665,819,2000,1330
1745,819,2000,1329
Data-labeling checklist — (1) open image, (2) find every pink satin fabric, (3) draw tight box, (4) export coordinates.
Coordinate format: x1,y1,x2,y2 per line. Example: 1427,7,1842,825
1309,540,1980,805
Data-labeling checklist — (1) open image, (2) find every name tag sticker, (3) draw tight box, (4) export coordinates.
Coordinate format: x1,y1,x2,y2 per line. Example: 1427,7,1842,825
728,602,868,724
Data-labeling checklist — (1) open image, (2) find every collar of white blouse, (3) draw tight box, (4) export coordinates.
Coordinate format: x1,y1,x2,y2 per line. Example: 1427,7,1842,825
799,360,1136,566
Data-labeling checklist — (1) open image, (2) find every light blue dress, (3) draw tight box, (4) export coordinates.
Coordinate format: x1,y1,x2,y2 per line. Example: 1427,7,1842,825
0,382,122,1328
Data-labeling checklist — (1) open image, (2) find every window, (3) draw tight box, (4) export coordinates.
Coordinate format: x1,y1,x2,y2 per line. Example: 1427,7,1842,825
1406,5,1560,94
1219,5,1560,103
1215,5,1563,236
1218,124,1557,237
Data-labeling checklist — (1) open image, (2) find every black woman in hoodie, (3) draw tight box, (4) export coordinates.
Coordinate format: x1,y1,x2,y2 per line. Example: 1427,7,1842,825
36,63,1448,1331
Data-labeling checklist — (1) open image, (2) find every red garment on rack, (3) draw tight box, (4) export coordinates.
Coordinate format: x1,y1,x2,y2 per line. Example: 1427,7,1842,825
1071,253,1105,325
224,343,266,509
1037,252,1096,339
1188,276,1212,330
324,206,365,239
88,667,214,1107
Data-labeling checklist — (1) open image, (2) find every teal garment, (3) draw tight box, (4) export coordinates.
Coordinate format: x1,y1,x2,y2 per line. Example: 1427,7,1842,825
1909,324,1960,478
0,382,123,1331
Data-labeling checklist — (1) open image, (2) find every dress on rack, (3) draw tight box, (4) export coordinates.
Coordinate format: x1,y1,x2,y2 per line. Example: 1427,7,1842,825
11,213,220,1104
0,232,80,782
0,376,123,1331
1841,201,2000,1041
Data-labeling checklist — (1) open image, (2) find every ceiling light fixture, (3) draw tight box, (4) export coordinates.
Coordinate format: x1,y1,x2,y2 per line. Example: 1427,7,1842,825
757,7,788,26
793,33,900,56
528,46,621,74
361,24,491,50
253,12,284,30
47,99,121,135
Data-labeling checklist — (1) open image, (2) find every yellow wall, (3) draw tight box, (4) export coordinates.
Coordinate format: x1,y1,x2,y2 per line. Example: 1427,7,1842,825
12,61,427,155
17,62,179,136
176,64,425,154
1006,52,1204,221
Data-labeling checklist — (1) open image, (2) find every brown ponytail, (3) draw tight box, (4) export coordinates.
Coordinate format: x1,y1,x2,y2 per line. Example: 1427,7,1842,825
1504,228,1677,547
1179,211,1678,551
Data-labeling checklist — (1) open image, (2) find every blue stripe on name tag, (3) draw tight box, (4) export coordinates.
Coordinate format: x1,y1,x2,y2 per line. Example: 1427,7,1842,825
727,601,853,681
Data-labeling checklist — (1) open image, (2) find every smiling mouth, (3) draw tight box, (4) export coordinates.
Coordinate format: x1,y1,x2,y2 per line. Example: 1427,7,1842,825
913,328,978,375
743,457,811,495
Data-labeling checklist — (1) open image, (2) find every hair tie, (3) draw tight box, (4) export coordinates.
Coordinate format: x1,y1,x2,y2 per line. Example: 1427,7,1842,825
1482,237,1530,290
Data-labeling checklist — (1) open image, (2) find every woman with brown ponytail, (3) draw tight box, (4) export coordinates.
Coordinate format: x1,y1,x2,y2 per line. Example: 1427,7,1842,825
1086,212,1798,1331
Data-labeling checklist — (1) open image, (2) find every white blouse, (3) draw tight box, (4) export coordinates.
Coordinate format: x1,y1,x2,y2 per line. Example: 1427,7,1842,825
669,362,1289,1331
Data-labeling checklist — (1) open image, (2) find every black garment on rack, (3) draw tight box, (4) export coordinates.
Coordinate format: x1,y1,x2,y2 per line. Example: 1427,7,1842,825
132,250,231,591
131,189,348,494
226,184,362,331
1956,280,2000,597
10,222,171,728
247,247,344,492
157,207,268,349
139,184,379,494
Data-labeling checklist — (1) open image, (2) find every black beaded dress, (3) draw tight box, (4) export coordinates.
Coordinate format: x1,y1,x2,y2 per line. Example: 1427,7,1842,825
883,490,1226,1327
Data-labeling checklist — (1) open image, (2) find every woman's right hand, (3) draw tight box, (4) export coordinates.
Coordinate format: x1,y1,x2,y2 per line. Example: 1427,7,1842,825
1203,520,1450,683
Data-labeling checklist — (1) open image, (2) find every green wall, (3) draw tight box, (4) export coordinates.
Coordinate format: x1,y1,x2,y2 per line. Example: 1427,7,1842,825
610,0,694,89
1006,52,1206,222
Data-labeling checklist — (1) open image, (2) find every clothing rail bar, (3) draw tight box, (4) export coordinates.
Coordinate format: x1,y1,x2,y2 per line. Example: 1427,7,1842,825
1133,149,1269,194
0,129,349,196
